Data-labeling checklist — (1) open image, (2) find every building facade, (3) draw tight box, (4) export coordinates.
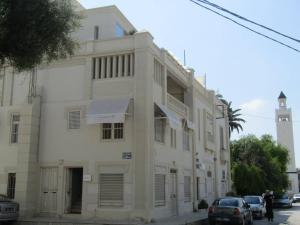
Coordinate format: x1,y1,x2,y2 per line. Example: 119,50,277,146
276,92,299,194
0,3,231,222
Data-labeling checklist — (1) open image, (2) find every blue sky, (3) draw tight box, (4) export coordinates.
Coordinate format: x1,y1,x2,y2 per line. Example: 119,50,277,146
78,0,300,167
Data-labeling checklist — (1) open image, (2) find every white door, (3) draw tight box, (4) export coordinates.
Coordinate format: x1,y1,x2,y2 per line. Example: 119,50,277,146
64,168,72,213
40,167,58,213
170,169,178,216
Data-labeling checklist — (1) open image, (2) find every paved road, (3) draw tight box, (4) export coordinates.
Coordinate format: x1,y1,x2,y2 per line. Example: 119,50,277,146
253,203,300,225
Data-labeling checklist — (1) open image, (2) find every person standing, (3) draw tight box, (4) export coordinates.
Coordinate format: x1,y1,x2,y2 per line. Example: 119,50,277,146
264,190,274,222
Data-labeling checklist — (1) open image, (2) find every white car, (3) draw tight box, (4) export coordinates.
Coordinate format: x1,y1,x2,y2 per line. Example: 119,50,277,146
292,193,300,203
243,195,266,219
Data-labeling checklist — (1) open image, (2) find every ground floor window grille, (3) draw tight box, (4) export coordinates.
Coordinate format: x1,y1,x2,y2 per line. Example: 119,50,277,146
7,173,16,199
184,176,191,202
155,174,166,206
99,173,124,207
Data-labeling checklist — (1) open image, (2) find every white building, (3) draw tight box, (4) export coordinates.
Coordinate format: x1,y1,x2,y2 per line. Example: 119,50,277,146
276,92,299,194
0,3,231,222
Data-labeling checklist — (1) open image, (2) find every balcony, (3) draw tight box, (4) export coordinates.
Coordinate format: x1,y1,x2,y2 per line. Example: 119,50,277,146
167,93,189,119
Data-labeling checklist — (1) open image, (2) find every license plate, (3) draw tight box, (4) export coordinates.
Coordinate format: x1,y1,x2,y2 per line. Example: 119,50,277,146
216,217,230,221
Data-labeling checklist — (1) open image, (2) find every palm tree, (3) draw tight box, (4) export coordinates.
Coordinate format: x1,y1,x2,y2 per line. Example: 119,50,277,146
216,94,245,136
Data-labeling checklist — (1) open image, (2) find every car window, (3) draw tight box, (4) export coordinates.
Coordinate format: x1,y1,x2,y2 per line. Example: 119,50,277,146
244,196,260,204
217,199,239,207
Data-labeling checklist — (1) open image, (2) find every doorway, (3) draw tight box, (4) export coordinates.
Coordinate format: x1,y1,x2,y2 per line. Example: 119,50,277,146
65,168,83,214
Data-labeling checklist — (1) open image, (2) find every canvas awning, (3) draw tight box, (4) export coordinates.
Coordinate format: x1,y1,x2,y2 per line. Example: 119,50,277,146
155,104,181,129
86,97,131,124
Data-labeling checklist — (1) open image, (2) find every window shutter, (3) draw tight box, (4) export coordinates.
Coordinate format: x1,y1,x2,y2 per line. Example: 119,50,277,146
184,176,191,202
68,111,80,129
155,174,166,206
99,174,124,207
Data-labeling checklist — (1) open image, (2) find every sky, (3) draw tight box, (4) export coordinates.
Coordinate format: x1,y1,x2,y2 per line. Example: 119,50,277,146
78,0,300,167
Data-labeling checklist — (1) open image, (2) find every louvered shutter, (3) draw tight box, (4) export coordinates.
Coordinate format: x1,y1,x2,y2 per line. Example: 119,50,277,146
99,174,124,207
184,176,191,202
68,111,80,129
155,174,166,206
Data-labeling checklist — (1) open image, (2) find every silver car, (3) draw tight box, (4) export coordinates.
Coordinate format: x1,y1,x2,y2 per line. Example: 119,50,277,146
208,197,253,225
243,195,265,219
0,194,19,221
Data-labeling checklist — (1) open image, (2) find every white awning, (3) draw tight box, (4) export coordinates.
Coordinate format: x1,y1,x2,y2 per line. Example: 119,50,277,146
86,98,131,124
156,104,181,129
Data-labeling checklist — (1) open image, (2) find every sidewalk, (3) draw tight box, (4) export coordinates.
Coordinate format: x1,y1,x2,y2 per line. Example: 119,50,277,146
144,210,208,225
16,210,208,225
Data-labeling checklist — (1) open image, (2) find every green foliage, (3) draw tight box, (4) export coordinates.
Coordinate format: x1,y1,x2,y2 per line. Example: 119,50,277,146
216,94,245,137
231,135,289,196
0,0,81,71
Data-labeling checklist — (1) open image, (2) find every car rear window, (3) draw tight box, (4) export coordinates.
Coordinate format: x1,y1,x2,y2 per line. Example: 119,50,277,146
217,199,239,207
244,196,260,204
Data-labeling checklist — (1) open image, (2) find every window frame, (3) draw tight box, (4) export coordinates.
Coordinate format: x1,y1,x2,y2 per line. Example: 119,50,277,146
170,128,177,148
10,113,20,144
7,173,16,199
68,110,81,130
154,174,166,207
154,118,165,143
101,123,124,140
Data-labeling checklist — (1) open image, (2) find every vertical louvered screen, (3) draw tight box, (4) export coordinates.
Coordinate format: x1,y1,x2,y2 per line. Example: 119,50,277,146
68,111,80,129
99,174,124,207
40,167,58,213
155,174,166,206
184,176,191,202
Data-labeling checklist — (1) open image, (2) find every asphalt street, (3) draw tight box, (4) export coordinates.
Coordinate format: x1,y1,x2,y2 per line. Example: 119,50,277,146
253,203,300,225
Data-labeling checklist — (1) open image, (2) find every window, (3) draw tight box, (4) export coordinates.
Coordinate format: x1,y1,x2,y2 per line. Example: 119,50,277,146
183,126,190,151
114,123,124,139
115,23,125,37
10,114,20,143
155,118,165,143
170,128,176,148
99,173,124,207
184,176,191,202
155,174,166,206
219,127,224,150
206,112,214,143
198,109,201,140
222,170,226,180
154,59,164,86
94,26,99,40
7,173,16,199
102,123,124,140
68,111,80,129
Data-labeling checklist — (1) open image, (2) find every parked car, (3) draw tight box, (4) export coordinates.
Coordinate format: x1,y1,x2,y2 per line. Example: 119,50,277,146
292,193,300,203
0,194,19,221
243,195,265,219
273,193,292,208
208,197,253,225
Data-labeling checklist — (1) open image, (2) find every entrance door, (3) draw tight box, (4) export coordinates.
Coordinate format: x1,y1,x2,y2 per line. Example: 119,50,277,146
170,169,178,216
40,167,58,213
65,168,83,214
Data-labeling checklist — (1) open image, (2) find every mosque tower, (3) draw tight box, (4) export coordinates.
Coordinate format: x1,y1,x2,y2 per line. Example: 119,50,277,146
276,91,299,193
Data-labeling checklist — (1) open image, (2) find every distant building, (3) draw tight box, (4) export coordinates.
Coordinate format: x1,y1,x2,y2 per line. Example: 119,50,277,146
276,91,299,193
0,3,231,222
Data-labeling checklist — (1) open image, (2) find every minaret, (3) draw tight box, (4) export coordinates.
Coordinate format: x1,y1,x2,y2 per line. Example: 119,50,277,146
275,91,299,193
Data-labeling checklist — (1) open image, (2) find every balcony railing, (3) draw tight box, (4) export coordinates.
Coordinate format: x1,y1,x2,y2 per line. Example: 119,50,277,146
167,93,189,118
